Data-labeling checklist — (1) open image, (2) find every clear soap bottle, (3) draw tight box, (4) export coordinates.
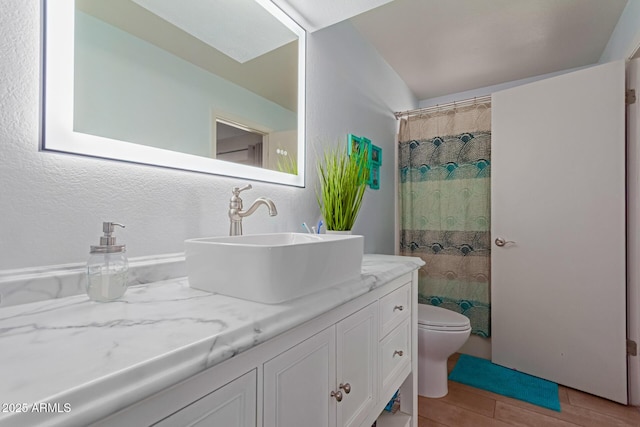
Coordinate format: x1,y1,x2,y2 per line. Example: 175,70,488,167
87,222,129,302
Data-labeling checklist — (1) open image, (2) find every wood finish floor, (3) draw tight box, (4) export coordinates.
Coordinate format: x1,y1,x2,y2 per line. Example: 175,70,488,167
418,354,640,427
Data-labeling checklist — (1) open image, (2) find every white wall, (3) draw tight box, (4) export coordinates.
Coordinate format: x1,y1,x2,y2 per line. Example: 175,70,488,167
306,22,417,253
0,0,416,270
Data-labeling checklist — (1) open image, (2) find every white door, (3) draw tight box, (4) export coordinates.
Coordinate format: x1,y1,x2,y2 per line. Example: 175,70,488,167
492,60,627,404
263,327,337,427
336,303,377,427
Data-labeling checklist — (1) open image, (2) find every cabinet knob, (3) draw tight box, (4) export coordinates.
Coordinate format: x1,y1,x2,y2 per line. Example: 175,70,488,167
330,390,343,402
393,350,404,357
393,305,404,311
339,383,351,394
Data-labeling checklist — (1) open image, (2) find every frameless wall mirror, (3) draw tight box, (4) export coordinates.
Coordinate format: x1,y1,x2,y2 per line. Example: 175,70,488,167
41,0,305,186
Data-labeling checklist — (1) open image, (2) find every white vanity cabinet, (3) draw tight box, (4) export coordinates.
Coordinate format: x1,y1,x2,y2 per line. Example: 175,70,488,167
93,271,418,427
263,303,377,427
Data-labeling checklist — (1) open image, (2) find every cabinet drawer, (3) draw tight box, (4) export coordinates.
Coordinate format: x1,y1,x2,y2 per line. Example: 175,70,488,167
379,319,411,396
379,282,411,338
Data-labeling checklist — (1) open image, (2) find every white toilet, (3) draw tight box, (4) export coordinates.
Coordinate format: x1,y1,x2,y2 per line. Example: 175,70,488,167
417,304,471,398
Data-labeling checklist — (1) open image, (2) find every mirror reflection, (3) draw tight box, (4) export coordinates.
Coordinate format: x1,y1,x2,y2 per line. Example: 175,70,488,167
72,0,300,175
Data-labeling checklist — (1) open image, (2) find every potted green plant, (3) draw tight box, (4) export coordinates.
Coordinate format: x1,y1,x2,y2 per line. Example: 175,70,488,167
316,144,369,232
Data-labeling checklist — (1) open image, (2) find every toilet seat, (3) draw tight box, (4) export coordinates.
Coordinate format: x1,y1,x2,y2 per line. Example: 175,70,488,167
418,304,471,332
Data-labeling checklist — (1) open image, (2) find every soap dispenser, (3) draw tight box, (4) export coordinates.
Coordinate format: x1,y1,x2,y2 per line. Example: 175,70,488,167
86,222,129,302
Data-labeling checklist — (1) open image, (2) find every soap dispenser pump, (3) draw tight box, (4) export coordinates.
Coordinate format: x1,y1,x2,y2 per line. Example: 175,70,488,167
86,222,129,302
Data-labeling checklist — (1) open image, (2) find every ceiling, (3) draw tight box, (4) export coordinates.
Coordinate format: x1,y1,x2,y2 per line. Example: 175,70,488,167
282,0,628,101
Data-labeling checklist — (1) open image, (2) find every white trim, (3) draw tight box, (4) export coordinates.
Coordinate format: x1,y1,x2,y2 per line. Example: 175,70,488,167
626,58,640,405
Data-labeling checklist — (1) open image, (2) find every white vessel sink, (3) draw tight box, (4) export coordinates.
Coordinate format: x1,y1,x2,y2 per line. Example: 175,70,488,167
184,233,364,304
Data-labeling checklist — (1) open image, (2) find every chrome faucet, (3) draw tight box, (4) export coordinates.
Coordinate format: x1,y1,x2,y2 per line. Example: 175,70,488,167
228,184,277,236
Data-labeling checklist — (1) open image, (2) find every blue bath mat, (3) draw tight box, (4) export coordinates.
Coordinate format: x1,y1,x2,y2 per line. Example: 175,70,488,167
449,354,561,411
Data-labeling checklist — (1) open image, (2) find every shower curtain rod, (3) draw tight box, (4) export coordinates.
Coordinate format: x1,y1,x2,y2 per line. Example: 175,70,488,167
394,95,492,120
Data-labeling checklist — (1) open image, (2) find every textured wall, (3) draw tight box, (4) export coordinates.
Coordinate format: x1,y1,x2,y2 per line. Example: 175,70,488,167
0,0,416,270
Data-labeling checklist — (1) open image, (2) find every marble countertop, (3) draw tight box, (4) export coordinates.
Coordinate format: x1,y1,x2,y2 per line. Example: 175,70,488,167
0,254,423,426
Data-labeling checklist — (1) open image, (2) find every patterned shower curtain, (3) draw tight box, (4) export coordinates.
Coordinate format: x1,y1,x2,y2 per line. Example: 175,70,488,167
398,102,491,337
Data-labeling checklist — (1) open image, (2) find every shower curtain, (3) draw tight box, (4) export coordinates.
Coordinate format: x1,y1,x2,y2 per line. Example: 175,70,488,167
398,102,491,337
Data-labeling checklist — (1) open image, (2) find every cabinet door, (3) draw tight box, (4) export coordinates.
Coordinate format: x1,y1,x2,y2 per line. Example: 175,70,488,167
154,370,256,427
264,327,337,427
336,303,377,427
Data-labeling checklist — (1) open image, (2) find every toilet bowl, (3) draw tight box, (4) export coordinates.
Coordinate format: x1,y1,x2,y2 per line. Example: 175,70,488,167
417,304,471,398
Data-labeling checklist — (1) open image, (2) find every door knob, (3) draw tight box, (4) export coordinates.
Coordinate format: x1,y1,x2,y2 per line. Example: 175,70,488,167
330,390,343,402
495,237,515,247
339,383,351,394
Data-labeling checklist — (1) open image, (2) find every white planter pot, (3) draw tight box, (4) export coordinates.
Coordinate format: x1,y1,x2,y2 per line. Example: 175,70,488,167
326,230,353,235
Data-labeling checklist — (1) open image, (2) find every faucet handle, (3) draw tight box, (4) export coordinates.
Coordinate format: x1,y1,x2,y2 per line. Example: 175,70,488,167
232,184,252,196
